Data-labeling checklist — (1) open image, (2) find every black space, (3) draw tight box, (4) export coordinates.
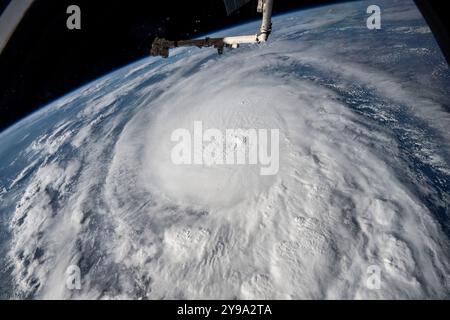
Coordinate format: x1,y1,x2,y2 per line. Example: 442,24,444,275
0,0,448,133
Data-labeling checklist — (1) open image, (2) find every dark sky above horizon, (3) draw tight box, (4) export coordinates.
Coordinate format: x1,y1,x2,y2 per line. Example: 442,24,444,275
0,0,355,132
0,0,448,133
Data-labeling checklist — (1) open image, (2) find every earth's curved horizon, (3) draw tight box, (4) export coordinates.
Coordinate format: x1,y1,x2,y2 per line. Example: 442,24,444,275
1,0,450,299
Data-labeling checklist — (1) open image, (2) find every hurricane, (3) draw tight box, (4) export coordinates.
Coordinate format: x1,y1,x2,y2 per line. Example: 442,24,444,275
0,0,449,299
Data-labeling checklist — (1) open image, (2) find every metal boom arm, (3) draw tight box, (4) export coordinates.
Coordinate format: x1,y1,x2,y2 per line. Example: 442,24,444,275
151,0,274,58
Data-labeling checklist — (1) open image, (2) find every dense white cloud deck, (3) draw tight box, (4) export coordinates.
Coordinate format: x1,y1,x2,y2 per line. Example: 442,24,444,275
1,0,449,299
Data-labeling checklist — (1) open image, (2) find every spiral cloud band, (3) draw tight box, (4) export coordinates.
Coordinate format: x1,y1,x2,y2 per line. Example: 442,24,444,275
0,0,449,299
